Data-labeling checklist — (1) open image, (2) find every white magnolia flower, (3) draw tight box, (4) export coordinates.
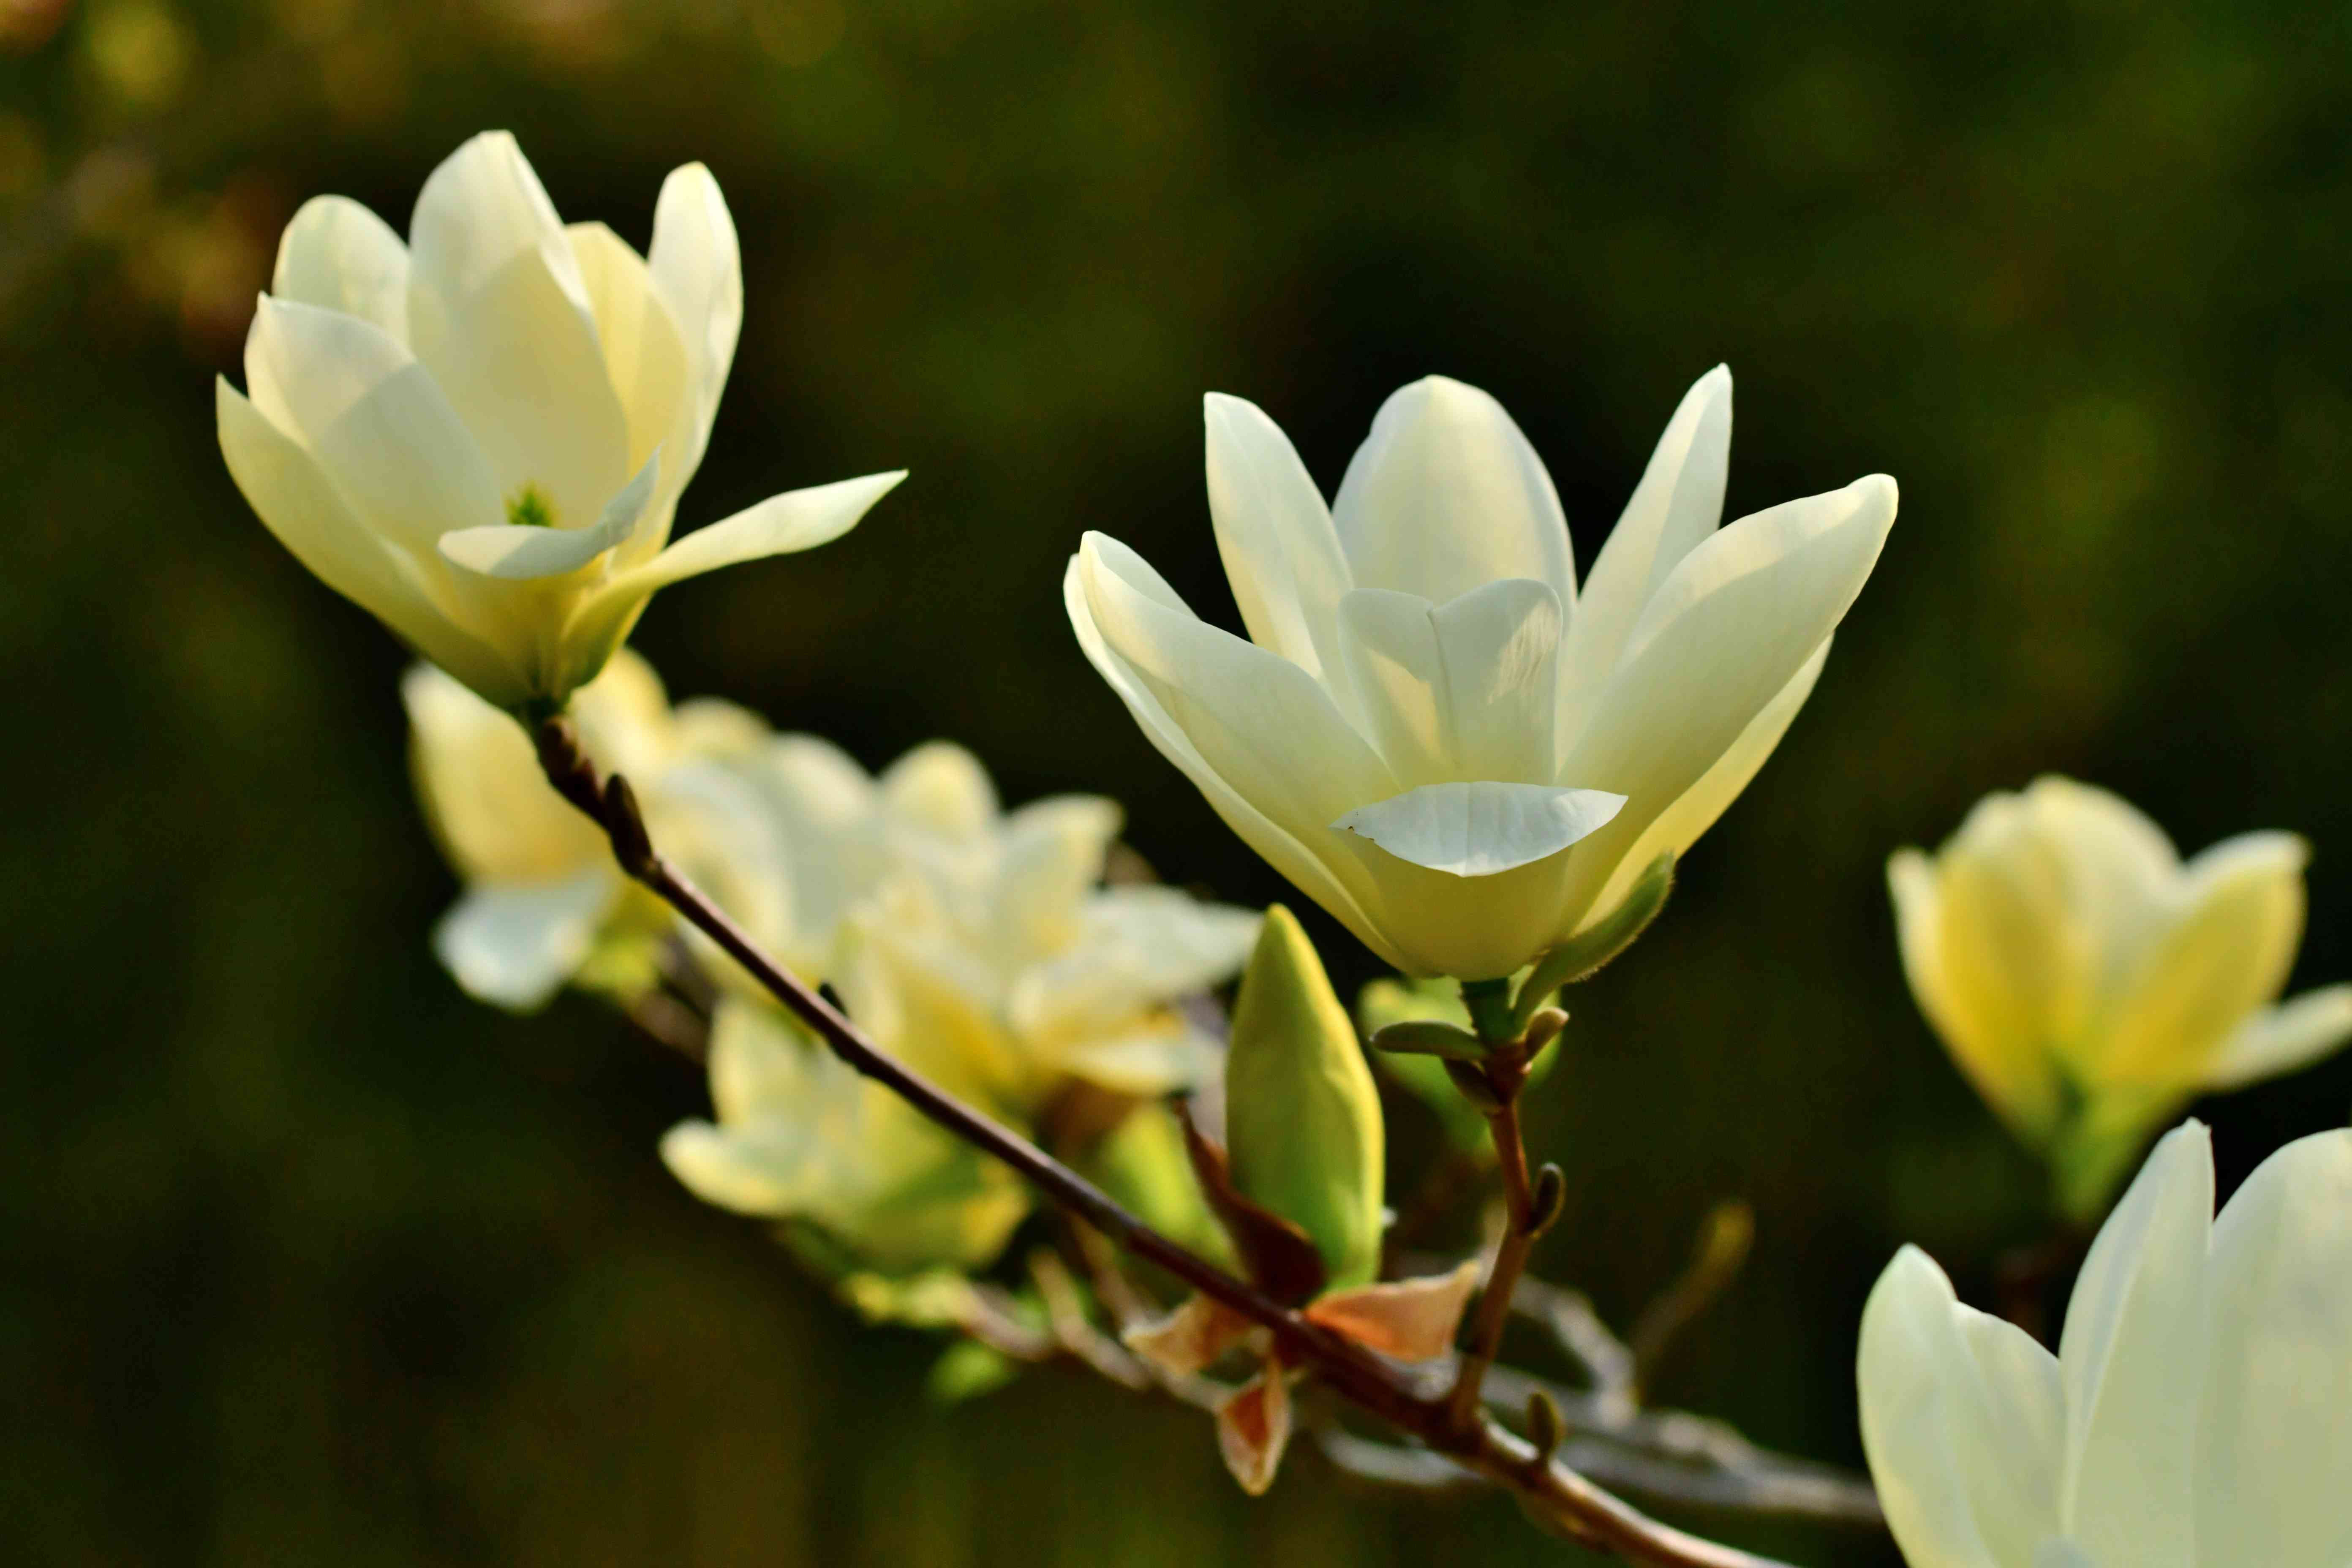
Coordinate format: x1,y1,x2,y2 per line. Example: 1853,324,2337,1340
1889,777,2352,1216
220,131,901,712
660,997,1031,1274
405,651,784,1010
1068,369,1897,980
781,740,1264,1114
1858,1120,2352,1568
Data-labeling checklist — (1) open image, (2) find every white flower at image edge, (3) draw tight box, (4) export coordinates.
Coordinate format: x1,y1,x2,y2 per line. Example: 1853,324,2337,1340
1067,369,1897,980
218,131,901,712
1858,1121,2352,1568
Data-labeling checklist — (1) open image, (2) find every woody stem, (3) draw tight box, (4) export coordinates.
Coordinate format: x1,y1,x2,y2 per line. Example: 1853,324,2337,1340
535,716,1806,1568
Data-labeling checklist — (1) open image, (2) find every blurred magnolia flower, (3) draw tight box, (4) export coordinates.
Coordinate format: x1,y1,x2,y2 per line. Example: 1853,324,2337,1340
1068,369,1897,980
1889,777,2352,1217
788,740,1263,1116
219,130,901,712
1858,1120,2352,1568
660,997,1030,1275
405,651,782,1010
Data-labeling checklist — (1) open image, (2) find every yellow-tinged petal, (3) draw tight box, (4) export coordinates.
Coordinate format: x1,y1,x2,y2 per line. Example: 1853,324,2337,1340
272,194,410,341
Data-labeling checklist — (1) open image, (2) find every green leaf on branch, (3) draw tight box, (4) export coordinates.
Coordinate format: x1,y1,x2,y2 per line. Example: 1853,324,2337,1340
1368,1019,1492,1060
1224,905,1387,1293
1509,851,1677,1034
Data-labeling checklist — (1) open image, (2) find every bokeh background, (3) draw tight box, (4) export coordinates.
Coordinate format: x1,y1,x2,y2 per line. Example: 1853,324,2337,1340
7,0,2352,1562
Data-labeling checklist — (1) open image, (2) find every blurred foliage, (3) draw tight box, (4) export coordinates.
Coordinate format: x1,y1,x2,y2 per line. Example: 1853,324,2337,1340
7,0,2352,1563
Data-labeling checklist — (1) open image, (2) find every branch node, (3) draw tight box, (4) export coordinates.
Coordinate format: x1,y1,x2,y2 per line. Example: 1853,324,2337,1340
1527,1164,1568,1238
602,773,657,880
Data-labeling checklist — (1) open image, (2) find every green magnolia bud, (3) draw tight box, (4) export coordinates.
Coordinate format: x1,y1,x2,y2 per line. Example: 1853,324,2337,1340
1225,905,1386,1290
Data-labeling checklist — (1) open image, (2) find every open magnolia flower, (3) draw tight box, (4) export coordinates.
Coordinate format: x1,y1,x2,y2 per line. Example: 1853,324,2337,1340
1124,906,1479,1494
1889,776,2352,1217
1858,1120,2352,1568
405,651,783,1009
660,997,1031,1275
800,741,1263,1116
220,131,901,712
1068,369,1897,980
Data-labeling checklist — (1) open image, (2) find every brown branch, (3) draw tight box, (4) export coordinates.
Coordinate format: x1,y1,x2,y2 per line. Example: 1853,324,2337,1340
535,716,1808,1568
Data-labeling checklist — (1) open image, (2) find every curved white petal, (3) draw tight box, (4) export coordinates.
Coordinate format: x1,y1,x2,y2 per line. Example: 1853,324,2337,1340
2016,778,2179,990
271,194,410,341
438,452,657,580
1331,376,1576,612
881,740,1000,839
2095,832,2308,1088
430,868,617,1011
565,221,693,527
406,134,628,530
1064,549,1404,970
2197,1128,2352,1567
1336,578,1563,787
2202,984,2352,1091
1858,1245,2063,1568
219,378,515,701
647,161,742,479
402,660,608,882
2056,1122,2209,1568
1334,782,1623,877
612,469,901,596
1580,634,1827,922
1203,392,1355,692
1554,474,1897,930
1557,365,1731,734
244,296,505,555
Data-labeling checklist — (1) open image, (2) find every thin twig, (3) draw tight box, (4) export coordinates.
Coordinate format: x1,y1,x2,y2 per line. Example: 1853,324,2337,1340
536,718,1807,1568
1446,1063,1540,1429
1630,1201,1755,1399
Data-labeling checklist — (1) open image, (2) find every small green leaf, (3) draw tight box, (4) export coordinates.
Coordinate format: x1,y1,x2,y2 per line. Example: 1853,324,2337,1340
928,1339,1020,1403
1510,851,1677,1033
1225,906,1386,1291
1369,1019,1491,1060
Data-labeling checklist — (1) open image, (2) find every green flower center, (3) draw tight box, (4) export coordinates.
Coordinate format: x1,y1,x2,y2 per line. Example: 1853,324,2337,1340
506,483,558,529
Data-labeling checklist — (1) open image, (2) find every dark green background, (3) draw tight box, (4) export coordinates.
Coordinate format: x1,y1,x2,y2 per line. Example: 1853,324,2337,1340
7,0,2351,1562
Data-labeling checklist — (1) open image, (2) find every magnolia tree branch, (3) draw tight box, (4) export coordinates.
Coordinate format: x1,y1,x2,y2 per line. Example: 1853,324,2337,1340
535,717,1810,1568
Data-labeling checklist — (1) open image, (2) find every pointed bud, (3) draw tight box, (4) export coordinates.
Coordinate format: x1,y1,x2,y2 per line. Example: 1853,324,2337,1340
1225,906,1387,1291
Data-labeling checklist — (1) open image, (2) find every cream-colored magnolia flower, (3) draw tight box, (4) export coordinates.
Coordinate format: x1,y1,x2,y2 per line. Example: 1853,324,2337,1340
1889,777,2352,1216
660,997,1031,1275
405,651,782,1010
1068,369,1897,980
662,740,1261,1270
220,131,901,712
1858,1120,2352,1568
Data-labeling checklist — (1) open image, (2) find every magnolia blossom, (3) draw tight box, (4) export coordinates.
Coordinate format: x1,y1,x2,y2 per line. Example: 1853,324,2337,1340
404,652,782,1010
220,131,901,711
1889,777,2352,1216
1068,369,1897,980
1858,1121,2352,1568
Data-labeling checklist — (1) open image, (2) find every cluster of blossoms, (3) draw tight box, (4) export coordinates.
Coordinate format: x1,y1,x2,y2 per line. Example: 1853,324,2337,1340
219,132,2352,1554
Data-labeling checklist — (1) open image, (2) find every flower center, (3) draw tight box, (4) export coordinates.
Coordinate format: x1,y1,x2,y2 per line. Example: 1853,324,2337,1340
506,483,557,529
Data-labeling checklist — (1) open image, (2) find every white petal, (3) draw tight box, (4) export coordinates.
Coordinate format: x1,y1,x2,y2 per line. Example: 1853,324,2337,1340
1858,1245,2063,1568
2056,1122,2209,1567
2202,984,2352,1091
1553,475,1896,935
1331,376,1576,612
402,660,607,882
438,452,658,580
1073,534,1400,936
271,195,409,341
2196,1128,2352,1566
2034,1544,2096,1568
1203,392,1354,690
2015,777,2179,991
2094,831,2308,1087
243,296,505,555
565,221,693,525
406,135,629,531
880,740,1000,839
1580,635,1825,922
218,379,517,702
1336,579,1563,787
430,868,616,1011
993,795,1124,957
647,161,742,478
1557,365,1731,734
1334,781,1624,877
